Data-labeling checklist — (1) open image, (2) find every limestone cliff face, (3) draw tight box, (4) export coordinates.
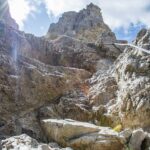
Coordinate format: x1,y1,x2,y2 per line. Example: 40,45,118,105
109,29,150,129
47,3,116,44
0,0,18,29
0,1,150,150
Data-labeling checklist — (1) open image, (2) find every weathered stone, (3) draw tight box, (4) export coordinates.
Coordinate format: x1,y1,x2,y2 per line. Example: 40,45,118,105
0,51,91,138
88,68,117,106
47,3,122,59
129,128,147,150
41,119,126,150
108,30,150,128
119,129,132,144
141,133,150,150
0,134,71,150
134,28,150,50
39,89,93,122
41,119,100,146
1,134,39,150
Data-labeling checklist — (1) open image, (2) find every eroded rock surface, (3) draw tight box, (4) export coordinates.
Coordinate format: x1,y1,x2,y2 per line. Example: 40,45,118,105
41,119,125,150
129,129,147,150
1,134,72,150
108,32,150,129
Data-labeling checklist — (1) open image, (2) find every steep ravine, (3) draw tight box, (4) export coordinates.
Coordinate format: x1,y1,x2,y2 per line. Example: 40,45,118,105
0,1,150,150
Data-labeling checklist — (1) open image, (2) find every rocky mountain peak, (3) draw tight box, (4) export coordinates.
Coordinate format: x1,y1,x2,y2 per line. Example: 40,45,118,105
47,3,114,43
0,0,18,29
86,3,101,13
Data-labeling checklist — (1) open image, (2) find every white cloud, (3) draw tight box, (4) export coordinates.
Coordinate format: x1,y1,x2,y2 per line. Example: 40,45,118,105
8,0,150,31
8,0,35,29
42,0,86,16
100,0,150,30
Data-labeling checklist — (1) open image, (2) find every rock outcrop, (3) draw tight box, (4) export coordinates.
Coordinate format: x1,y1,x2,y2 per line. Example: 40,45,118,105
47,3,122,59
41,119,125,150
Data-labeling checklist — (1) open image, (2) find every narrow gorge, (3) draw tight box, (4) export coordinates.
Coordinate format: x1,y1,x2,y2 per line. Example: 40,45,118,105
0,0,150,150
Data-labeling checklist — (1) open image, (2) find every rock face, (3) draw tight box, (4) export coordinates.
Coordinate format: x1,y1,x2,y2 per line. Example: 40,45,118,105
107,30,150,129
39,89,93,122
88,67,117,106
134,28,150,49
0,19,91,140
0,49,90,138
0,0,18,29
47,3,121,58
47,3,126,68
23,34,120,73
0,1,150,150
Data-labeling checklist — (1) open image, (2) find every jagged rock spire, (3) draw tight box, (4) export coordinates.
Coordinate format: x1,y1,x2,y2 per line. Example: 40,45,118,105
87,2,101,11
47,3,115,43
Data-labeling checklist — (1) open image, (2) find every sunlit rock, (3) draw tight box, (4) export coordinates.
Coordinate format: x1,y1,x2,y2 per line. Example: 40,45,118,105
41,119,125,150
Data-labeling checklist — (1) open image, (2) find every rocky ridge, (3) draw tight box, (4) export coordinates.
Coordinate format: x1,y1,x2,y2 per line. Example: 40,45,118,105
0,1,150,150
47,3,114,43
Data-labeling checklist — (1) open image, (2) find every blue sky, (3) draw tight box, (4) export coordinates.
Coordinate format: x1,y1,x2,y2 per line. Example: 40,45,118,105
23,3,50,37
8,0,150,41
115,23,146,42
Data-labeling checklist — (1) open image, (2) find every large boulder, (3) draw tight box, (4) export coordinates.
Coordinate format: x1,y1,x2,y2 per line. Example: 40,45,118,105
41,119,100,145
0,134,72,150
41,119,126,150
129,128,147,150
1,134,42,150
